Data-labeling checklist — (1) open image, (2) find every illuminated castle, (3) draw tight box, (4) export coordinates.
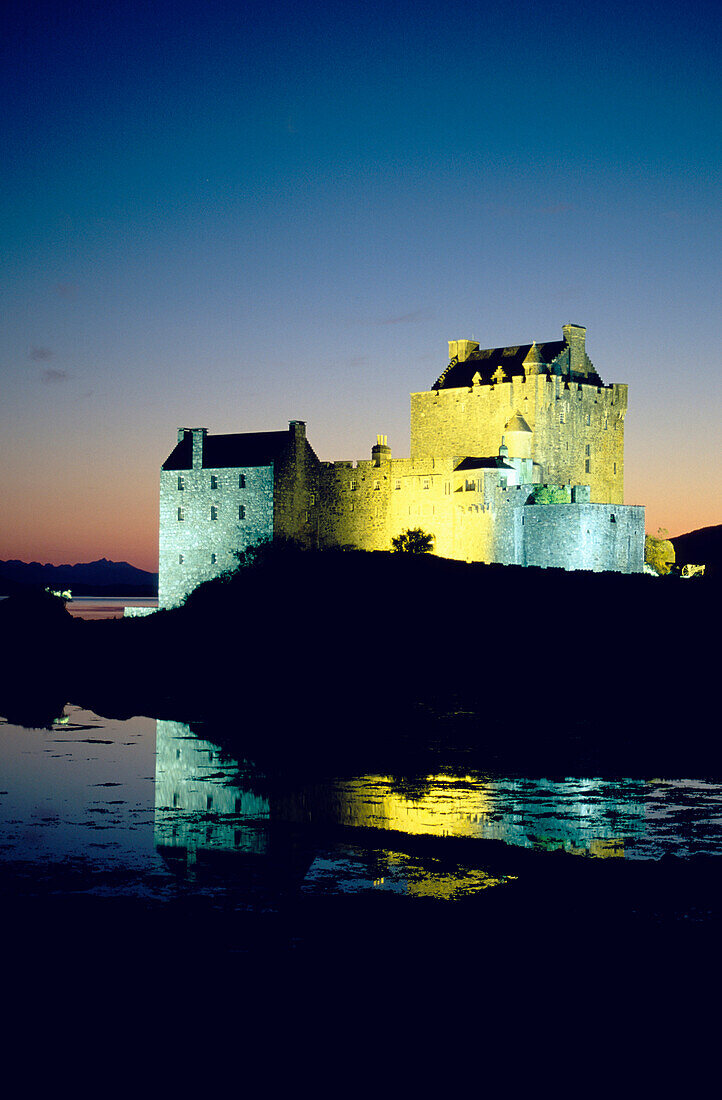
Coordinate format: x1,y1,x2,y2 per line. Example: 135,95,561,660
158,324,645,608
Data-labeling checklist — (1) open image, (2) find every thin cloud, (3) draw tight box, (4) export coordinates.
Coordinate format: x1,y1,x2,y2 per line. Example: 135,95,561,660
375,309,431,326
30,346,53,361
41,367,69,383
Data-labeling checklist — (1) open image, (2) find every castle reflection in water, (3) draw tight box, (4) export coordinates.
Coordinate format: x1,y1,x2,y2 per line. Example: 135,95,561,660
154,721,651,896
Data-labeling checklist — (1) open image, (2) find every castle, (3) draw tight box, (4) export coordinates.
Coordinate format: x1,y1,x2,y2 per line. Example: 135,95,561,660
158,323,645,608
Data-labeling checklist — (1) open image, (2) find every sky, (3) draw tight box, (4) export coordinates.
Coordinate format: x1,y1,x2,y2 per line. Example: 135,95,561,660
1,0,720,572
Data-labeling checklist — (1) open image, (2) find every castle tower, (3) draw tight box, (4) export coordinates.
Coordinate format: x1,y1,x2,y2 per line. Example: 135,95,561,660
522,342,546,376
562,324,589,377
503,412,532,460
503,412,534,483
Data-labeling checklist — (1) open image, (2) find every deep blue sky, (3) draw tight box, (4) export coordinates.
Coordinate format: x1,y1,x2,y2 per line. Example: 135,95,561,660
2,0,720,568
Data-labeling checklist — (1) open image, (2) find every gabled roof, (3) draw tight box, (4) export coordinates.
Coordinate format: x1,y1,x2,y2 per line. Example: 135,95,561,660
433,341,566,390
162,429,293,471
455,456,516,471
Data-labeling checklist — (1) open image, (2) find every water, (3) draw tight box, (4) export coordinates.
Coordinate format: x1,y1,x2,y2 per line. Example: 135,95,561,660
0,595,157,619
66,596,158,620
2,706,722,912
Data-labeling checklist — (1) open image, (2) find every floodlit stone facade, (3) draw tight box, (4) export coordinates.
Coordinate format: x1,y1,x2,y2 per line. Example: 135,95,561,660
159,421,318,607
157,324,645,607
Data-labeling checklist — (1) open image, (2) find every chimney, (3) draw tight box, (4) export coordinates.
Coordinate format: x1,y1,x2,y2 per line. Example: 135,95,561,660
191,428,207,469
289,420,306,442
562,324,587,376
371,433,391,466
448,339,480,362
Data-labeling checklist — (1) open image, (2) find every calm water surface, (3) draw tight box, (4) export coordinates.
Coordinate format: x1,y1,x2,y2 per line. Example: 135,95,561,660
2,706,721,908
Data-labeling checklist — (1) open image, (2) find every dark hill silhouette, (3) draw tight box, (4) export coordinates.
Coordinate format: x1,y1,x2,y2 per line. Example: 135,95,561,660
0,557,158,595
671,524,722,575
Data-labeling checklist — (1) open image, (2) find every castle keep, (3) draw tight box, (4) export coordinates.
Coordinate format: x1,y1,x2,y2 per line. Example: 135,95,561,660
158,324,645,607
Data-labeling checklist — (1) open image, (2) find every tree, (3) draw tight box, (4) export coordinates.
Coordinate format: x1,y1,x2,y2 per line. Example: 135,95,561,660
391,528,434,554
530,485,571,505
233,536,306,571
645,528,675,575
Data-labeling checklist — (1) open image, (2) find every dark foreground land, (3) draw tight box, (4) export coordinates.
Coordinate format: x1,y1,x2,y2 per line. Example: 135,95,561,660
1,547,719,775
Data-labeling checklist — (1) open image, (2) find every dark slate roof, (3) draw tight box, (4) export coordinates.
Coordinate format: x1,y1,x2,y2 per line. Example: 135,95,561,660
455,457,516,471
433,341,566,390
162,429,292,470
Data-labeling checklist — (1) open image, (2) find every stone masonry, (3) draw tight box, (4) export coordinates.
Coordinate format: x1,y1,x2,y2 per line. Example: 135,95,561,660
159,421,318,607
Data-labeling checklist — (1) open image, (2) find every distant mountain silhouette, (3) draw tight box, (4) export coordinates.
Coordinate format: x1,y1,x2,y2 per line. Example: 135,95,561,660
670,524,722,575
0,557,158,596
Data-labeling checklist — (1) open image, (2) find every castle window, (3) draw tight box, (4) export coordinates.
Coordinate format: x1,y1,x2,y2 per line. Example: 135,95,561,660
239,474,246,489
177,507,184,521
373,480,380,491
465,479,476,492
305,510,310,522
238,504,245,520
211,553,217,564
585,444,591,456
559,412,565,423
210,506,218,521
349,479,357,491
178,554,184,564
604,419,608,431
422,478,430,490
585,459,591,473
614,462,617,474
309,493,316,505
177,476,184,491
610,514,616,523
586,413,591,426
395,480,401,490
210,475,218,490
444,481,451,495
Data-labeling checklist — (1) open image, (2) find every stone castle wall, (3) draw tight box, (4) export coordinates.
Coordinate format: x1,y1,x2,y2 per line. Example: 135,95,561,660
273,426,320,546
316,453,467,558
410,375,627,504
491,493,645,572
159,464,274,607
